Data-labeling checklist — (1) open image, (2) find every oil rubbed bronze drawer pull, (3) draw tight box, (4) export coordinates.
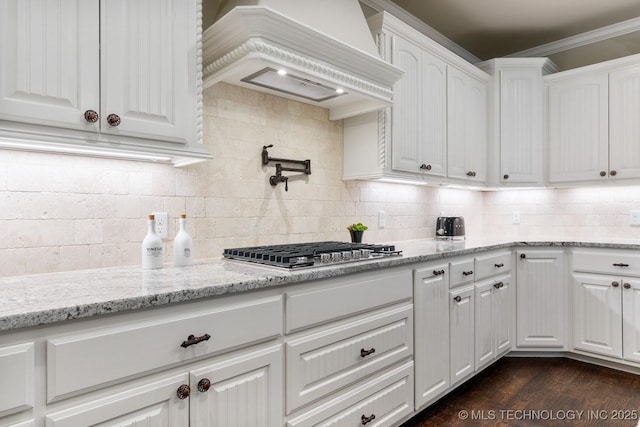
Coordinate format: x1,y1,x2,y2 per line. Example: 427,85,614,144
613,263,630,267
197,378,211,393
361,414,376,425
494,263,504,268
612,281,620,288
624,283,632,289
360,348,376,358
176,384,191,399
180,334,211,348
433,269,445,276
493,282,504,289
463,270,473,276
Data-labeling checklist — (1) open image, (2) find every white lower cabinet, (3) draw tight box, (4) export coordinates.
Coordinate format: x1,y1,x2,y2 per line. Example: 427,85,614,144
0,343,34,418
515,249,567,348
475,275,512,371
623,279,640,363
449,285,475,386
413,264,450,410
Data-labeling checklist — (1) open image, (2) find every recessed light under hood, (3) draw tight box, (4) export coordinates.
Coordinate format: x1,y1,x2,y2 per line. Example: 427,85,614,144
202,0,404,120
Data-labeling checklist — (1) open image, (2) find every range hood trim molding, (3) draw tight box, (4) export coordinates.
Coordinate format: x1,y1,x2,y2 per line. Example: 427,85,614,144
202,6,404,119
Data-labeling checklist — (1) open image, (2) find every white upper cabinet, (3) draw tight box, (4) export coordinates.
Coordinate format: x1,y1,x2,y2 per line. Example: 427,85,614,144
0,0,100,131
447,67,487,183
547,72,608,183
0,0,210,166
609,63,640,180
343,11,488,185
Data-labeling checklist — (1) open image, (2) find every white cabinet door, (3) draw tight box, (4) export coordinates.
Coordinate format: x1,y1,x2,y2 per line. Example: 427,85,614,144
419,51,447,178
414,265,449,410
46,373,189,426
573,274,622,358
450,285,474,386
516,250,567,348
0,0,100,130
101,0,194,143
189,344,282,427
609,64,640,179
474,280,494,371
622,279,640,363
500,68,544,184
447,67,487,182
494,277,513,356
391,35,422,173
548,73,608,182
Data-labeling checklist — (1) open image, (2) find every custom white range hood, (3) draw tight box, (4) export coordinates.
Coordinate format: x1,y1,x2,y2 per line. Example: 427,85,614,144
202,0,404,120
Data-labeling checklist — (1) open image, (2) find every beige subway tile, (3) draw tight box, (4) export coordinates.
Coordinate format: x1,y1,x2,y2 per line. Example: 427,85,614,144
0,248,26,277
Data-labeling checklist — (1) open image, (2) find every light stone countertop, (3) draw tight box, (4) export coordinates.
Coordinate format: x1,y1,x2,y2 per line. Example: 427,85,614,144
2,237,640,332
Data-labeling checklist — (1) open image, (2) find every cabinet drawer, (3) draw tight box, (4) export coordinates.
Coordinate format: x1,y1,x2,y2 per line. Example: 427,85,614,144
573,249,640,276
286,268,412,333
0,343,34,416
450,258,475,288
47,296,282,401
475,251,511,280
287,361,414,427
286,305,413,414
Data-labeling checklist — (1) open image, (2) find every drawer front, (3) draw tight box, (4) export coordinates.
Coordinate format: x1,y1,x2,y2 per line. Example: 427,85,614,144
450,258,475,288
286,268,412,333
475,251,512,280
47,296,282,401
0,343,34,416
287,361,414,427
573,249,640,276
286,305,413,414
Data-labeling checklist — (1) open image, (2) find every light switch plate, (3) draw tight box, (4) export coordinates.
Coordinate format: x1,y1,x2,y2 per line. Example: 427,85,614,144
630,210,640,226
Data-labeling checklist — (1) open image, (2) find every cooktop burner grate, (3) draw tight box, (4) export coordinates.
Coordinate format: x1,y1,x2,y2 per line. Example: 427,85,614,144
223,241,401,269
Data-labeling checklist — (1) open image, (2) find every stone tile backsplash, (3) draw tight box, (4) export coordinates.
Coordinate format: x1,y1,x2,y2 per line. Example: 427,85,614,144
3,82,639,277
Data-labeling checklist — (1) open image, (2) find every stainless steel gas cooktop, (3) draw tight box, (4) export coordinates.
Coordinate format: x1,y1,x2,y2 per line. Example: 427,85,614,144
223,241,402,269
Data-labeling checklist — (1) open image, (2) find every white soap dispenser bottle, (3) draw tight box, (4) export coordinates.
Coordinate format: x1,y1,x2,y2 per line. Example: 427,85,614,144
142,214,164,269
174,214,193,266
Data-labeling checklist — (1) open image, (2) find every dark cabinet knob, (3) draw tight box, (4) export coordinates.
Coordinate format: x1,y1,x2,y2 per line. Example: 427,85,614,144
420,164,432,171
454,295,462,303
624,283,632,289
106,113,121,127
176,384,191,399
612,281,620,288
520,253,526,259
610,170,617,176
197,378,211,392
503,174,509,180
600,171,607,177
84,110,99,123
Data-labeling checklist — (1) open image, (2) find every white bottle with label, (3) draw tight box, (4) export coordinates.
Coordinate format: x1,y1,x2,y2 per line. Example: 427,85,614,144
174,214,193,267
142,214,164,269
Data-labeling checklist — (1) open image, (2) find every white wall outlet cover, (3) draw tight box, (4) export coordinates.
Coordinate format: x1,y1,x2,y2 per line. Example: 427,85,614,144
378,210,386,228
153,212,169,239
630,210,640,226
512,210,521,225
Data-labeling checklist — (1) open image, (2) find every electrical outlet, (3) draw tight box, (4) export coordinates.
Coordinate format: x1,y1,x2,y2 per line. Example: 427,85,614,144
630,210,640,226
512,210,521,225
153,212,169,239
379,210,386,228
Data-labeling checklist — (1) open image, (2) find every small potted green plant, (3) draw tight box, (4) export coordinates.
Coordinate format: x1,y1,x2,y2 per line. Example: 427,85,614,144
346,222,368,243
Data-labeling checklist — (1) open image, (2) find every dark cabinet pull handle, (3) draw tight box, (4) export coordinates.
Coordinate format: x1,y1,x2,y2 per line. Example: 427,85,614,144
454,295,462,303
197,378,211,392
624,283,631,289
462,270,473,276
106,113,121,126
613,263,629,267
361,414,376,425
466,171,476,177
612,281,620,288
493,282,504,289
176,384,191,399
610,170,617,176
520,254,526,259
494,263,504,268
180,333,211,348
503,174,509,180
420,163,432,171
432,269,445,276
84,110,99,123
600,171,607,177
360,348,376,357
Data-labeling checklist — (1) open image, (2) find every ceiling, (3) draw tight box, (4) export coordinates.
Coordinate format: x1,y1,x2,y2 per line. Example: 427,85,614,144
384,0,640,69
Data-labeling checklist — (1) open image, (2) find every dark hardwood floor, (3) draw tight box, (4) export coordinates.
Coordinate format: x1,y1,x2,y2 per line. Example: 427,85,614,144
402,357,640,427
